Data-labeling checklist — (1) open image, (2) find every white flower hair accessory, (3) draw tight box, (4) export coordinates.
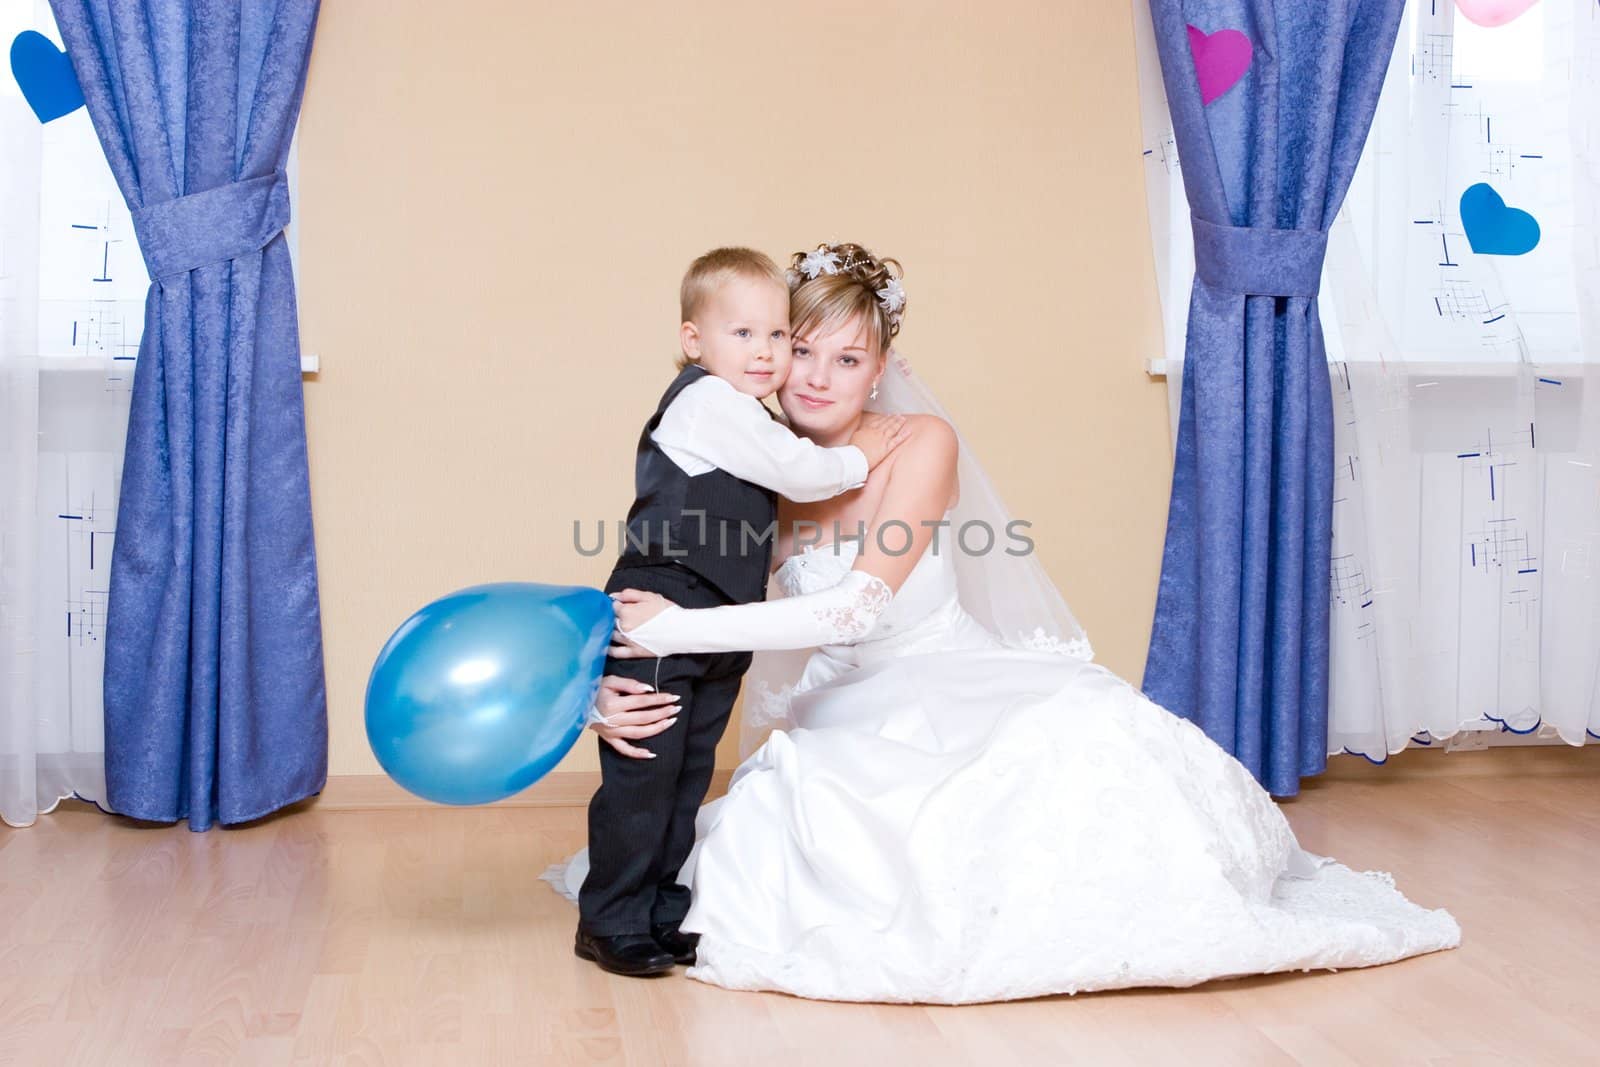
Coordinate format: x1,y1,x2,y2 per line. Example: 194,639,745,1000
796,243,907,331
799,247,842,278
876,277,906,317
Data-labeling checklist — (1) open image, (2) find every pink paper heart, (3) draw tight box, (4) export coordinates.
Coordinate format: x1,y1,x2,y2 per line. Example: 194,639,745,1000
1187,25,1252,105
1453,0,1539,28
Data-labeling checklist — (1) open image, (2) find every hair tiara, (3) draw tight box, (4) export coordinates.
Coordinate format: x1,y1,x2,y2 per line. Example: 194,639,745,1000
787,244,906,329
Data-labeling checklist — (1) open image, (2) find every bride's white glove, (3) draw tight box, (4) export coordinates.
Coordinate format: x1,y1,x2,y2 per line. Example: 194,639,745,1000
610,569,894,657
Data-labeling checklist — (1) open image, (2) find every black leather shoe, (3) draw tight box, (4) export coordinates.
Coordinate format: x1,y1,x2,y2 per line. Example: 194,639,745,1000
574,928,675,977
651,920,699,966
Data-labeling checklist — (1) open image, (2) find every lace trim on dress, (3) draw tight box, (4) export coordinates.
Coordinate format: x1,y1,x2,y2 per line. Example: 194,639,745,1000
539,859,579,904
747,679,795,731
1010,626,1095,661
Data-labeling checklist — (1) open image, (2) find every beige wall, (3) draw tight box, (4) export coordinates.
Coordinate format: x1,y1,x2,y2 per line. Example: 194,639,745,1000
297,0,1171,778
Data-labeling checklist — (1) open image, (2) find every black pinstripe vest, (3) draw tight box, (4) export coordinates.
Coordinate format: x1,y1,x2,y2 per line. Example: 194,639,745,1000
613,365,778,604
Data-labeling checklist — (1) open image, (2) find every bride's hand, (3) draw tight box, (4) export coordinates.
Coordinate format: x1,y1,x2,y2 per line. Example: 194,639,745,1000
609,588,676,659
588,674,681,759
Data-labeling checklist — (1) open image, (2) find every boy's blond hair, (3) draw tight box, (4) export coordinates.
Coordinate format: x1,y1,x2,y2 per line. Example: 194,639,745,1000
676,247,788,369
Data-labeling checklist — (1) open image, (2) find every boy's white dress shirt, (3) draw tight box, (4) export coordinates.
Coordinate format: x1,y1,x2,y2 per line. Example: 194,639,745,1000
649,374,867,501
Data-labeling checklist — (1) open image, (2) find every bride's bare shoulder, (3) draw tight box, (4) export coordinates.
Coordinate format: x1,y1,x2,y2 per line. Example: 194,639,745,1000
886,416,959,509
898,414,957,458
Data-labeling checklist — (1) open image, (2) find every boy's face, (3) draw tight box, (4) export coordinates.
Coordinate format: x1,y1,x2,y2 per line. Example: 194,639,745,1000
681,276,793,399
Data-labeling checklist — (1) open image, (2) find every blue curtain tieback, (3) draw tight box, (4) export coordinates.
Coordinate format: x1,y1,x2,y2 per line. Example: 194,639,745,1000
1190,214,1329,298
131,169,290,281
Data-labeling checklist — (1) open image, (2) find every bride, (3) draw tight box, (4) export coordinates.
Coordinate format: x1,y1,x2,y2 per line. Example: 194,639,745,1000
550,242,1460,1004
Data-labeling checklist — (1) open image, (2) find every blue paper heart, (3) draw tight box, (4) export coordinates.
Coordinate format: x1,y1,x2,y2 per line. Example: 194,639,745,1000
9,30,84,124
1459,182,1540,256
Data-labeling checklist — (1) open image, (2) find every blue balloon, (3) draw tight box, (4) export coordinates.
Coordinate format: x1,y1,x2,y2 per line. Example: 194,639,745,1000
365,582,614,805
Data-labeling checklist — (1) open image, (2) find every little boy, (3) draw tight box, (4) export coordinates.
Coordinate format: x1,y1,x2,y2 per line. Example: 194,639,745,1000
576,248,903,977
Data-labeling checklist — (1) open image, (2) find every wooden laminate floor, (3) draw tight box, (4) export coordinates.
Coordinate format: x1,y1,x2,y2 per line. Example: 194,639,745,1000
3,768,1598,1066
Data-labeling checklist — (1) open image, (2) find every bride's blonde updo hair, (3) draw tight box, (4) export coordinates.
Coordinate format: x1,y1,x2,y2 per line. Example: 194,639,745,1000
787,242,906,358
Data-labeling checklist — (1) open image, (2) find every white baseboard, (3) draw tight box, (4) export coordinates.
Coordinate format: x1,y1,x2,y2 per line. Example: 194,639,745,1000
1321,743,1600,782
306,748,1599,812
313,769,735,811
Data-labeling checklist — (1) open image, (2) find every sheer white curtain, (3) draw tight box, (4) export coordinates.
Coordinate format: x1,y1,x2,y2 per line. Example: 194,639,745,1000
1324,0,1600,758
1,0,139,826
1135,0,1600,762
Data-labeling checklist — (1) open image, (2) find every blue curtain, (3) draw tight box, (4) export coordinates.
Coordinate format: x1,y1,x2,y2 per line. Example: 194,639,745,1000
51,1,327,830
1142,0,1404,796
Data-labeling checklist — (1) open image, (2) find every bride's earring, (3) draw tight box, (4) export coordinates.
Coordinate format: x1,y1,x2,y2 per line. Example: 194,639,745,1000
869,380,880,401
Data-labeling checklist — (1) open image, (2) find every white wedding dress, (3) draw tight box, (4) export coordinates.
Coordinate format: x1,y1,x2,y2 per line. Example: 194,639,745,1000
548,533,1460,1004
